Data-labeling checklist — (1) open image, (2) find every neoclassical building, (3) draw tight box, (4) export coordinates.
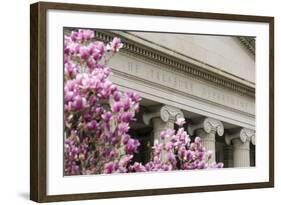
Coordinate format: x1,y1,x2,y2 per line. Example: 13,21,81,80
96,30,256,168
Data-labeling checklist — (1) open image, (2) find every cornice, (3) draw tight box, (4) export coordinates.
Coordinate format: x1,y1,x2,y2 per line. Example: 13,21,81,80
238,37,255,55
81,30,255,98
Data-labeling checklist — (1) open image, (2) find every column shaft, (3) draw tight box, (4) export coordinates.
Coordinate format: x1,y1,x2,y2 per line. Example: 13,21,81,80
197,129,216,163
152,118,174,142
232,138,250,167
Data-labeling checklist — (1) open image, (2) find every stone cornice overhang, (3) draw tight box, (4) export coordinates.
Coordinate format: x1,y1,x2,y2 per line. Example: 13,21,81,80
94,30,255,98
238,37,255,55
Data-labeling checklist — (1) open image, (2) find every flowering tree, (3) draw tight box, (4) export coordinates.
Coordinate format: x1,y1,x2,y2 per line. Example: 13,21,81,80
64,29,223,176
129,118,223,172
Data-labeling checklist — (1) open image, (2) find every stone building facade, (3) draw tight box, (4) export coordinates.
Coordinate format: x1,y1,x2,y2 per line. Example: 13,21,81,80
97,30,256,168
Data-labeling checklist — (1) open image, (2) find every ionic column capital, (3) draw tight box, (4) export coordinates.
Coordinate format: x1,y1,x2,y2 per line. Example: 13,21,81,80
143,105,183,125
251,133,256,145
225,128,255,146
188,117,224,136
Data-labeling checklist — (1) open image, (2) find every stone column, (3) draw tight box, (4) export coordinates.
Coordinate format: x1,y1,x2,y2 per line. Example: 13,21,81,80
188,117,224,163
143,105,184,143
225,128,255,167
143,105,183,159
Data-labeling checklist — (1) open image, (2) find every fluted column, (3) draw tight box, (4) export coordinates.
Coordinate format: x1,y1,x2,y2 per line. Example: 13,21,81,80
143,105,184,143
143,105,183,160
225,128,255,167
188,117,224,163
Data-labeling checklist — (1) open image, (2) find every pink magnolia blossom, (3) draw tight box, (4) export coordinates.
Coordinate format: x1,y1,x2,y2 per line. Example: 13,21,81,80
176,117,186,126
107,37,123,52
63,29,223,176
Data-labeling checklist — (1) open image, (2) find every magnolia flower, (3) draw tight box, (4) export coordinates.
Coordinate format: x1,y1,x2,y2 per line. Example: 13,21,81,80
194,136,202,144
165,142,174,151
178,146,187,160
64,90,74,102
186,150,193,161
125,91,141,102
70,31,79,42
64,62,78,79
197,161,206,169
175,117,186,126
65,41,81,55
162,164,173,171
120,112,134,123
129,162,147,172
101,112,112,122
72,96,87,110
197,151,205,161
159,129,175,140
104,162,117,174
80,29,95,41
71,29,94,42
153,142,163,156
107,37,123,52
122,97,132,111
87,120,97,131
207,150,213,160
119,155,133,167
64,136,89,175
87,57,96,71
79,46,90,60
216,162,224,168
111,101,123,112
118,123,129,135
209,162,224,168
124,138,140,154
113,91,121,101
167,152,177,167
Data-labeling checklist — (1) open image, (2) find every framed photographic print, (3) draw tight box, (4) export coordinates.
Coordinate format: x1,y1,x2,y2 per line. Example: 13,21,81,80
30,1,274,202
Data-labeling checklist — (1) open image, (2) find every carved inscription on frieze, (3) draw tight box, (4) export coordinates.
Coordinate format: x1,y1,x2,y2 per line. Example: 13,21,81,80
110,55,254,115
